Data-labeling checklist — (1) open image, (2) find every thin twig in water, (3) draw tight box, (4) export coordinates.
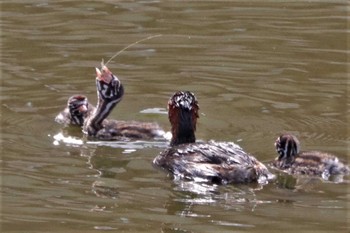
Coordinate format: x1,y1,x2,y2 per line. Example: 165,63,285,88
103,34,162,67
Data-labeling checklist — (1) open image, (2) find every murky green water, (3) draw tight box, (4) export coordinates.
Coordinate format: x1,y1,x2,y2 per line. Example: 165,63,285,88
2,1,349,232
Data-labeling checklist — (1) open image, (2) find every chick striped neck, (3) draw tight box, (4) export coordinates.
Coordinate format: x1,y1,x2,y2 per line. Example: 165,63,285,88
86,79,124,136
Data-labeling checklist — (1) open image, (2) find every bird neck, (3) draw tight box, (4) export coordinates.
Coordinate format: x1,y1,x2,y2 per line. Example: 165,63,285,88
170,110,196,146
85,97,117,136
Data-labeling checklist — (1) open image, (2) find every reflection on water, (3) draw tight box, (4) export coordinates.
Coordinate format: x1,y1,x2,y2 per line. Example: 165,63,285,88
52,131,170,151
52,132,84,146
2,0,349,232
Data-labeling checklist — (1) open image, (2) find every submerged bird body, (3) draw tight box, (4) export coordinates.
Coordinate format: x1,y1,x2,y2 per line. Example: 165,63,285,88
155,140,271,184
90,119,165,140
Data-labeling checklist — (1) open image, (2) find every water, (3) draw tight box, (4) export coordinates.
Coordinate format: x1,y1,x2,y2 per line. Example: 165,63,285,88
1,1,349,232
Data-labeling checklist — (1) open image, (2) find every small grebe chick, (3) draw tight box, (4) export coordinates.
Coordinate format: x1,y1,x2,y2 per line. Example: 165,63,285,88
273,133,349,179
83,65,165,140
153,91,273,184
55,95,95,126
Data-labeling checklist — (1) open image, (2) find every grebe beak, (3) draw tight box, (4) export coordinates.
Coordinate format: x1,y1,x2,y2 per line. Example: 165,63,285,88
78,104,88,113
95,67,102,80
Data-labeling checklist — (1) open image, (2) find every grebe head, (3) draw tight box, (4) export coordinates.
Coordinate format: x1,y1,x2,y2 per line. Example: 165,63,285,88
168,91,199,146
275,133,300,162
68,95,89,125
95,65,124,104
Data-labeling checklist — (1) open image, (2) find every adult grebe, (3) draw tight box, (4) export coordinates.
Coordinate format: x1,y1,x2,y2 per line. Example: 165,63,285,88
83,65,165,140
153,91,273,184
55,95,95,126
273,133,349,179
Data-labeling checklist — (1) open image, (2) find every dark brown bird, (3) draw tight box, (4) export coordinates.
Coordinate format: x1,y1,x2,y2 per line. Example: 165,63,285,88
153,91,273,184
82,65,165,141
273,133,349,179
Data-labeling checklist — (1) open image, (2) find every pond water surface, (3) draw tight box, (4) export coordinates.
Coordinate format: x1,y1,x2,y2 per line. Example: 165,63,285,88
1,1,349,232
